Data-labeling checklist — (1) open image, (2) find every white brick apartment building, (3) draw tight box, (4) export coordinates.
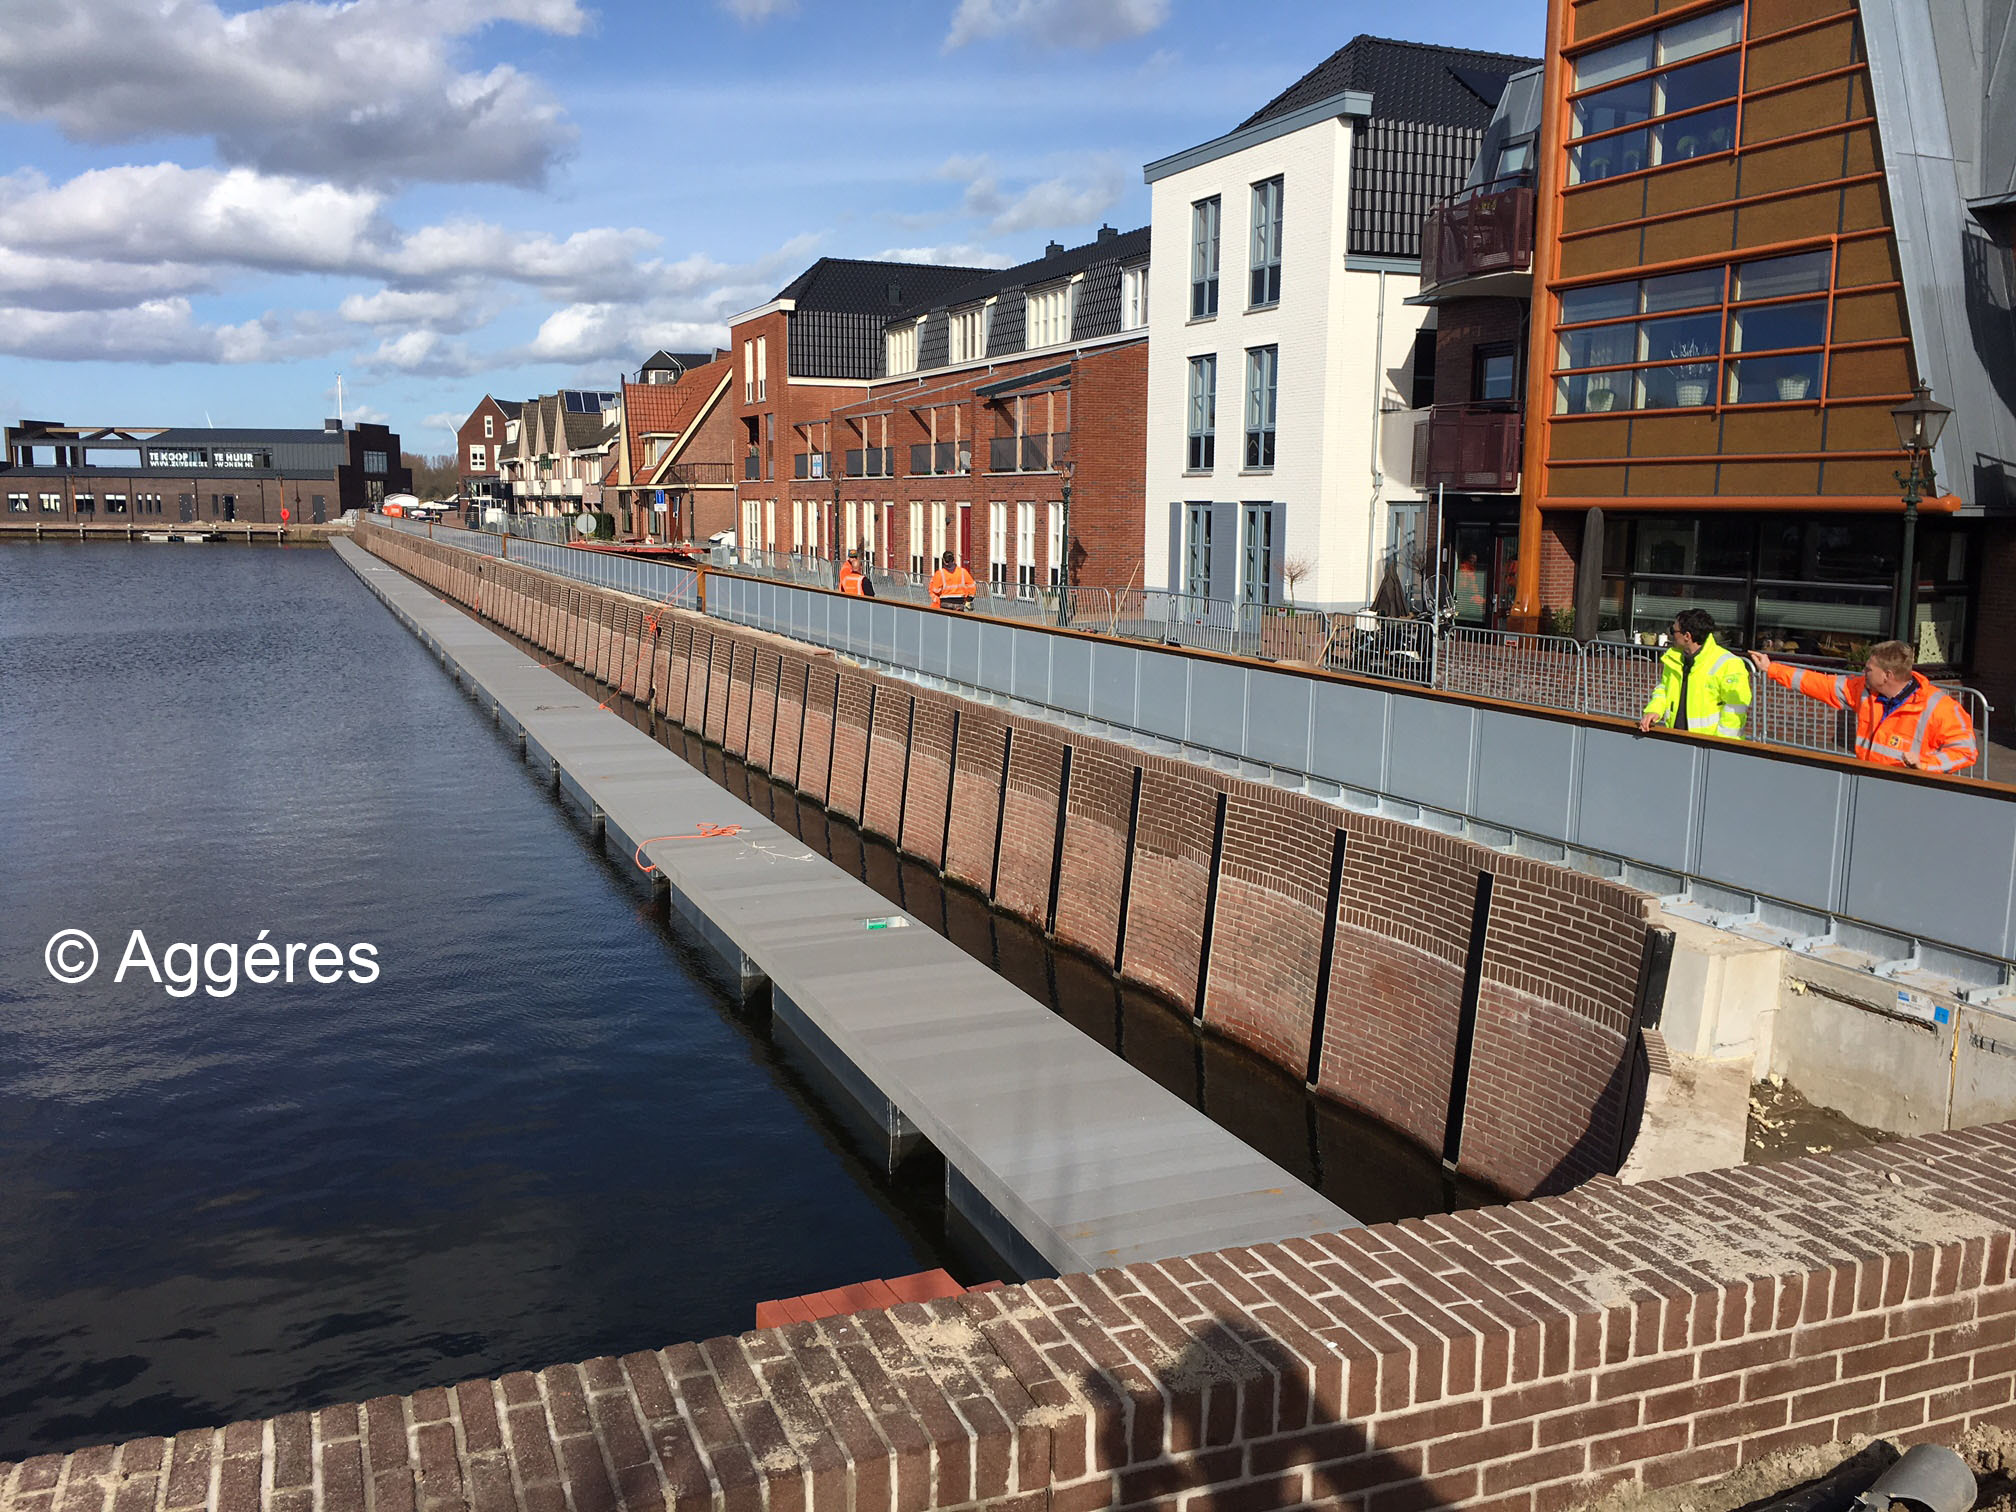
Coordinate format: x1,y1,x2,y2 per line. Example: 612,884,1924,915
1142,37,1537,610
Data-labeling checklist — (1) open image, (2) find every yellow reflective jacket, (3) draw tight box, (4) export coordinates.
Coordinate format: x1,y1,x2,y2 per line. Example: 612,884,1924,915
1643,633,1751,739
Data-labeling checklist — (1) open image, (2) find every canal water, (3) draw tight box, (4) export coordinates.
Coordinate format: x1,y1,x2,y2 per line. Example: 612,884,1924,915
0,543,957,1460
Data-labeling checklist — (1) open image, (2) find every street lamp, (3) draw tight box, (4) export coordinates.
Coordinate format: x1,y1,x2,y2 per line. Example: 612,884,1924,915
1889,380,1952,644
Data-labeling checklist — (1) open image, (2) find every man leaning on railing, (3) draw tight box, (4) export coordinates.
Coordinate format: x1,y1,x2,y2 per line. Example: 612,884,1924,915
1639,608,1751,739
1748,640,1978,775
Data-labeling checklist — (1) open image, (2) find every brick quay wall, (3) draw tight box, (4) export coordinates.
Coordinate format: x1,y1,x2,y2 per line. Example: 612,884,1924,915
5,527,2011,1512
355,524,1658,1204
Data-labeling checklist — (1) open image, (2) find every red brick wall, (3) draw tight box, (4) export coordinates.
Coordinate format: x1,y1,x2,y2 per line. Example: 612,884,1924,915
360,526,1657,1204
861,689,911,843
900,695,959,869
994,723,1068,926
1203,790,1337,1076
1052,744,1135,966
1068,340,1149,589
746,647,781,772
828,673,874,823
944,706,1010,896
28,1057,2016,1512
1433,299,1527,408
1537,512,1583,621
1121,763,1221,1011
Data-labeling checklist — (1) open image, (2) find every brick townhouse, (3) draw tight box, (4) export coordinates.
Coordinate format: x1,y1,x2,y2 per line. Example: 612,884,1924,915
728,256,993,573
729,229,1151,589
455,395,522,504
1495,0,2016,710
496,389,621,517
603,352,737,543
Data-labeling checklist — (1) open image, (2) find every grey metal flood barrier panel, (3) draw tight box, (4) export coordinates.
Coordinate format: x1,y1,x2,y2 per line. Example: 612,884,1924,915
393,526,2016,973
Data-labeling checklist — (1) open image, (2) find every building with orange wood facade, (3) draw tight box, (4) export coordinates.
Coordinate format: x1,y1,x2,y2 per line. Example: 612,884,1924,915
1491,0,2015,706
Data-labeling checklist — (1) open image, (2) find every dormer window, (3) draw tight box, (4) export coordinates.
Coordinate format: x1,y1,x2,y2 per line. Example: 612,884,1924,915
886,319,921,376
1121,264,1149,330
948,302,991,364
1026,281,1074,348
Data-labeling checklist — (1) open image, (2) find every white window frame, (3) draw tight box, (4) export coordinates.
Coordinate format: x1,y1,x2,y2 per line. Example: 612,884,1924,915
886,320,920,376
39,492,60,512
1046,503,1063,587
1191,197,1221,318
987,501,1008,584
744,340,755,403
470,444,487,471
756,335,768,401
1016,502,1037,595
949,301,991,365
1026,282,1074,349
1249,177,1283,308
483,413,494,439
909,501,926,575
1121,264,1150,330
930,501,948,566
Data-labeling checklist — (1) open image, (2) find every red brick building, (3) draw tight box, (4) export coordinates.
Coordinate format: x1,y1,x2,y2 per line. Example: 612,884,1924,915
727,229,1151,589
604,353,737,543
454,396,520,505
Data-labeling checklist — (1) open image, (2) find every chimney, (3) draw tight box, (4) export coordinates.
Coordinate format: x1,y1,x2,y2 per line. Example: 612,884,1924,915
1045,240,1065,259
1097,224,1117,242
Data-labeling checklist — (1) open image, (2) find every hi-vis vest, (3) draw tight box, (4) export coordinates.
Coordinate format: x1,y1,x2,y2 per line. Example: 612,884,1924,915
1643,634,1751,739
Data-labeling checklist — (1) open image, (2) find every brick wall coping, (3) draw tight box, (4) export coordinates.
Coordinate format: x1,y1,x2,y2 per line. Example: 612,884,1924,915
7,1124,2016,1512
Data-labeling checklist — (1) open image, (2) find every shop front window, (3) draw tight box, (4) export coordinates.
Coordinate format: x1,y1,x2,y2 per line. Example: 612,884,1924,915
1594,513,1975,669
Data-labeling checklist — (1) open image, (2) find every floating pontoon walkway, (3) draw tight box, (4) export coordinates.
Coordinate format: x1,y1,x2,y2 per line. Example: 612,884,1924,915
336,538,1356,1275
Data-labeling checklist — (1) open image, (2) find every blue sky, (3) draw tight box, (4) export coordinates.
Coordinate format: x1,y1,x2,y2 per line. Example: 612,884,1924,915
0,0,1543,455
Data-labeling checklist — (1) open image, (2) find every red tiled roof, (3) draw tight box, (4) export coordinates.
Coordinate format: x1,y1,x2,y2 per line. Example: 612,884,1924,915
621,356,733,482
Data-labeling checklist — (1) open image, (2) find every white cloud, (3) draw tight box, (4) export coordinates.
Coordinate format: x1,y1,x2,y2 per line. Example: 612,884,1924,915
0,249,214,309
523,303,727,367
944,0,1168,51
720,0,798,18
942,154,1127,234
363,330,489,378
0,0,588,187
338,287,489,332
0,299,339,365
872,244,1015,268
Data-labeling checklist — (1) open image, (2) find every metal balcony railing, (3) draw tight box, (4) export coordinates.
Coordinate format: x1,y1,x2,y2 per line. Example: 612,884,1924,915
1418,174,1535,295
908,441,971,477
986,432,1069,473
1413,404,1524,493
663,460,735,487
844,447,893,479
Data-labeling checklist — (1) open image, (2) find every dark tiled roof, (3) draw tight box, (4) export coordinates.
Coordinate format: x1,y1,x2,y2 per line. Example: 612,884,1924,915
639,350,714,374
489,397,523,419
774,257,996,315
889,227,1150,322
1238,36,1538,132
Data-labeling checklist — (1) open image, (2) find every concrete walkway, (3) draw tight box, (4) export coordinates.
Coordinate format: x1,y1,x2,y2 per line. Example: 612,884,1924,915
335,538,1355,1276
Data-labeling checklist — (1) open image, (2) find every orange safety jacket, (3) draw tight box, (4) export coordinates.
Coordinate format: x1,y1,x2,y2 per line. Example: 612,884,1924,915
838,562,865,596
929,565,976,608
1764,663,1979,774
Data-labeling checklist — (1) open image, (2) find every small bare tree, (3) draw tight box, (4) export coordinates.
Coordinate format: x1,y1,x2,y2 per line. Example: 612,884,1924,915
1281,553,1316,605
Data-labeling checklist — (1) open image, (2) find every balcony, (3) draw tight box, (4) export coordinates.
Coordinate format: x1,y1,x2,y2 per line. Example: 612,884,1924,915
845,447,893,479
1416,175,1534,303
743,453,761,481
908,440,971,477
791,451,833,480
664,460,736,487
987,432,1070,474
1413,404,1523,493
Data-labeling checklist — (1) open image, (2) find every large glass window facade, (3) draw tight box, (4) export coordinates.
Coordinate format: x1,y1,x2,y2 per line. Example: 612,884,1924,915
1596,514,1976,670
1567,4,1743,184
1554,249,1836,413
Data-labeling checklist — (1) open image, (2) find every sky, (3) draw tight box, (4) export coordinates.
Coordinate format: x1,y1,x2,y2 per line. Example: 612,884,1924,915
0,0,1544,455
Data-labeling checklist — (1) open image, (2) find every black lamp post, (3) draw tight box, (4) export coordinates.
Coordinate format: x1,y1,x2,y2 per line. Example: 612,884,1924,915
1889,380,1953,644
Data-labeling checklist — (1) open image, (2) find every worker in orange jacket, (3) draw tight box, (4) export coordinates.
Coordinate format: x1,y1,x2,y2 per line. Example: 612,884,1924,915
1748,640,1979,775
928,550,976,610
838,552,866,596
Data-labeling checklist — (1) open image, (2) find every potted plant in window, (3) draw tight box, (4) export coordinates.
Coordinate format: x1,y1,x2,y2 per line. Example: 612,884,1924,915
1670,340,1714,407
1776,370,1813,401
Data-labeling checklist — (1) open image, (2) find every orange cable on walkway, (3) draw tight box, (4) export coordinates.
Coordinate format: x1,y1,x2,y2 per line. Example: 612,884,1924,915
633,824,744,874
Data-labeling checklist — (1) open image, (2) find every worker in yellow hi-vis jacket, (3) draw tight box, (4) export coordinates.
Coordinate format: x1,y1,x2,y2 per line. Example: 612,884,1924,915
1639,608,1751,739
